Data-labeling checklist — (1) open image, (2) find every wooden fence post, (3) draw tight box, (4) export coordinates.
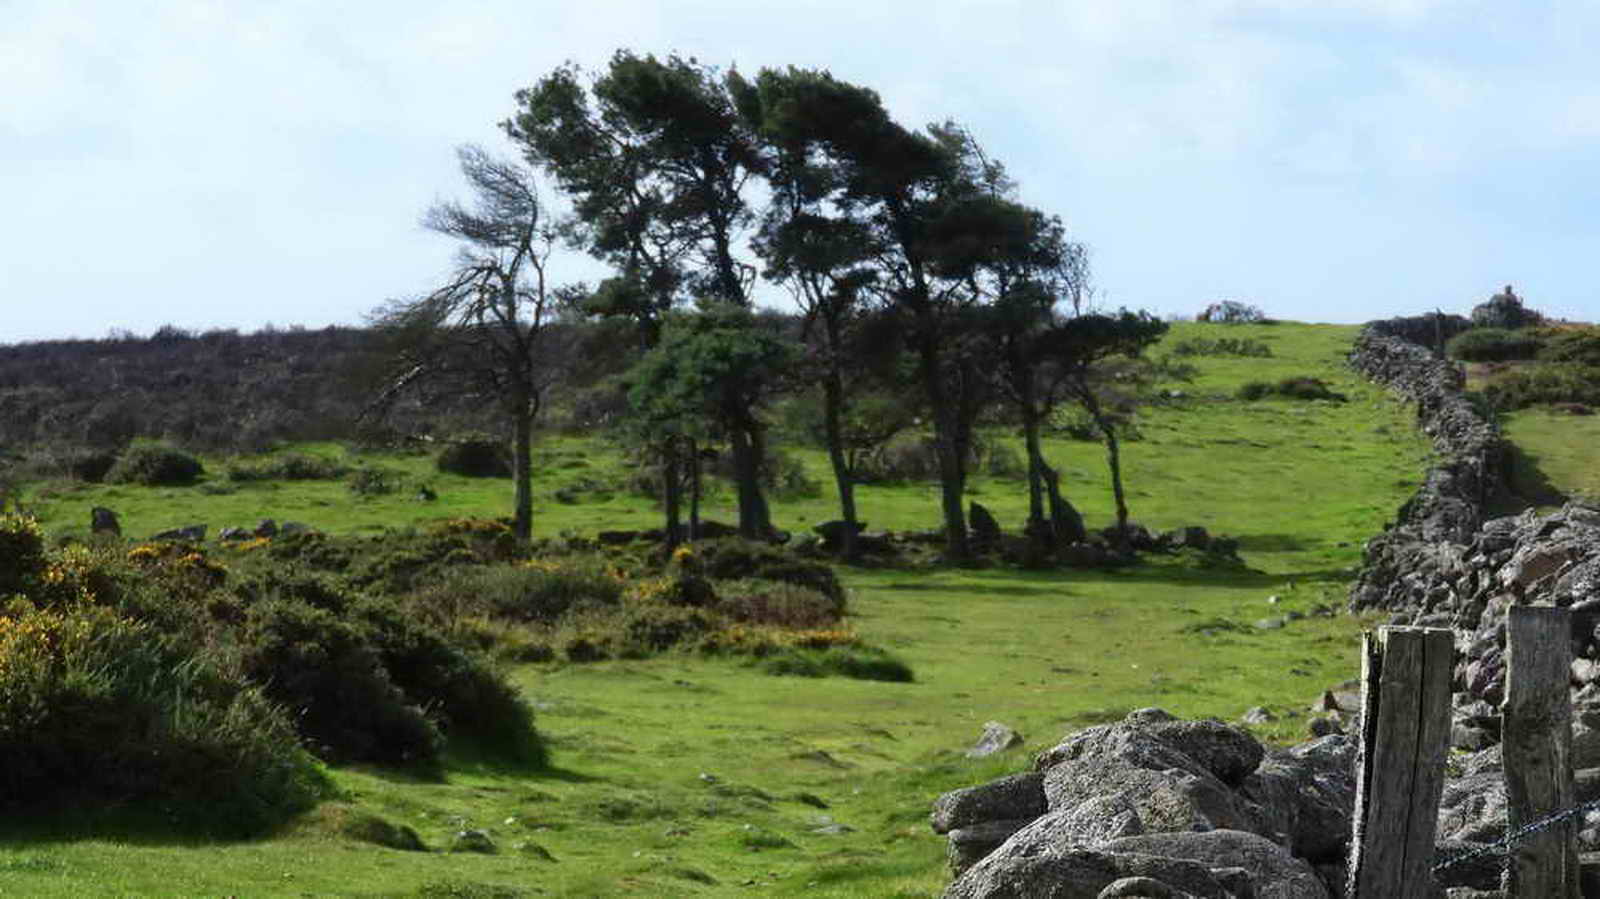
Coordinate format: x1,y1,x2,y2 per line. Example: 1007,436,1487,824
1503,605,1579,897
1347,626,1454,897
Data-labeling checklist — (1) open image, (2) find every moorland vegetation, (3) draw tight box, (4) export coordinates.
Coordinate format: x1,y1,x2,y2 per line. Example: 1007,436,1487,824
1,48,1595,898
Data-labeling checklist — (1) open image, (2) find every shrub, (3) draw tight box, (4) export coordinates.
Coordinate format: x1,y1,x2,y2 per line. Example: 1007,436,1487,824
239,598,443,767
0,513,46,594
347,466,400,496
0,602,324,833
352,597,544,765
1484,363,1600,411
759,646,913,682
978,440,1026,479
1538,328,1600,367
693,538,846,612
1237,377,1347,402
418,560,625,624
1169,337,1273,358
716,581,841,629
106,442,204,486
67,448,119,483
437,435,512,478
227,453,348,482
1446,327,1545,362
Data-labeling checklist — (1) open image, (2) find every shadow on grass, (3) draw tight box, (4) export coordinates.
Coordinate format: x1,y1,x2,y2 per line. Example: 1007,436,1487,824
1233,533,1313,552
1490,440,1568,517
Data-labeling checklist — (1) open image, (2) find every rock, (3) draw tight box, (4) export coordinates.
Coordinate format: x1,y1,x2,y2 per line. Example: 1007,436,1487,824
814,519,865,549
450,829,497,854
597,529,640,545
1240,737,1356,864
254,518,278,538
1102,830,1330,899
218,526,252,541
152,523,206,541
1097,876,1187,898
966,721,1025,758
89,506,120,537
279,521,312,536
945,847,1233,899
1145,718,1265,786
969,503,1002,552
947,818,1034,876
1243,707,1275,725
1431,840,1502,891
1255,617,1287,630
931,772,1046,835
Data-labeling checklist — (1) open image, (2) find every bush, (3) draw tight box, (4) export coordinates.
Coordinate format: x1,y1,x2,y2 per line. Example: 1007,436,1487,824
347,466,401,496
0,602,324,833
352,597,544,765
1446,327,1545,362
693,539,846,612
67,448,119,483
227,453,348,482
106,442,204,486
1483,362,1600,411
1170,337,1273,358
0,513,47,594
437,435,512,478
759,646,914,682
1538,328,1600,367
716,581,841,629
239,598,443,767
418,560,625,624
1237,376,1347,402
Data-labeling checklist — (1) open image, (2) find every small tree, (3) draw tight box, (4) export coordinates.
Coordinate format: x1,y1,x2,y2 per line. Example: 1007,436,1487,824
1037,310,1169,536
624,304,795,543
366,145,570,543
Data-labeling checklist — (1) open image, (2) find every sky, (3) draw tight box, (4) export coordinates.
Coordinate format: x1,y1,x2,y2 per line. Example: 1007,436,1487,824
5,0,1598,343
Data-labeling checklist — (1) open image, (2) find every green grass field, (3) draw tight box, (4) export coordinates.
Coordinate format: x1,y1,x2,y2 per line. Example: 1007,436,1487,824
1,321,1435,897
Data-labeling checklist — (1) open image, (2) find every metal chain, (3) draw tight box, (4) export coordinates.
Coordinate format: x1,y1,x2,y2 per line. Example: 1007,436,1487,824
1432,795,1600,874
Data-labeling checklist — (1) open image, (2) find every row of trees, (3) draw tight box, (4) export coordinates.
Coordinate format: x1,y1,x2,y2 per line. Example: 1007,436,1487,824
373,52,1167,562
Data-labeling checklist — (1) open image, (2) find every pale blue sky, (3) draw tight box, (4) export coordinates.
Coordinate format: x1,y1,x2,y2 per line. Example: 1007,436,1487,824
4,0,1597,342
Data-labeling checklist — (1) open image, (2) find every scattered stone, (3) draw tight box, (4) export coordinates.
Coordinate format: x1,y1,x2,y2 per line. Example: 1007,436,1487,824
1254,617,1286,630
450,829,497,854
89,506,120,537
253,518,278,538
152,523,206,542
1242,706,1275,725
966,721,1025,758
968,502,1002,552
218,526,251,541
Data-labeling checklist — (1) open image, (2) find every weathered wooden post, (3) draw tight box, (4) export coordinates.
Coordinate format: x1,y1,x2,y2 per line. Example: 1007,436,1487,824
1503,605,1579,897
1347,626,1454,897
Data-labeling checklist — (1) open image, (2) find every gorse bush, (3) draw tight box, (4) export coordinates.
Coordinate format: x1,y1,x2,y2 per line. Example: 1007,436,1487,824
0,513,46,594
0,600,325,834
240,598,444,768
1446,327,1545,362
106,441,204,486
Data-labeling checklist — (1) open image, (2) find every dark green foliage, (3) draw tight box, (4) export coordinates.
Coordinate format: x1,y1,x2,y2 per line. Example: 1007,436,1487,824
1484,363,1600,411
618,602,716,655
716,581,841,628
693,538,846,612
437,435,512,478
106,442,204,486
66,448,119,483
227,453,348,482
239,598,444,767
759,646,913,682
1446,327,1545,362
1237,377,1347,402
418,562,625,624
0,603,325,835
347,466,401,496
0,513,46,594
352,597,545,765
1169,337,1273,358
1538,328,1600,367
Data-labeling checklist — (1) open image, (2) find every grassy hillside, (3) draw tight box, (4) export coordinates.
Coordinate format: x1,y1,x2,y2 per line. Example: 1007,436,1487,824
0,321,1431,897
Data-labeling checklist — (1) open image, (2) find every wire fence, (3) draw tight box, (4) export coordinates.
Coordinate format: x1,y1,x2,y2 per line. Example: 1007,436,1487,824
1432,794,1600,876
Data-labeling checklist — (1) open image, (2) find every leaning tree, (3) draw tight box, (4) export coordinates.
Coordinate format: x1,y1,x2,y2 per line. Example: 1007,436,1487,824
366,145,571,543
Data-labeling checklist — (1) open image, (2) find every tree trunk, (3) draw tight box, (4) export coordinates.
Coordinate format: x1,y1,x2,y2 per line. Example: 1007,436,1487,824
1020,386,1050,545
729,424,771,540
821,372,859,561
1102,422,1129,535
914,328,969,561
662,441,684,549
511,385,535,544
688,438,702,541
